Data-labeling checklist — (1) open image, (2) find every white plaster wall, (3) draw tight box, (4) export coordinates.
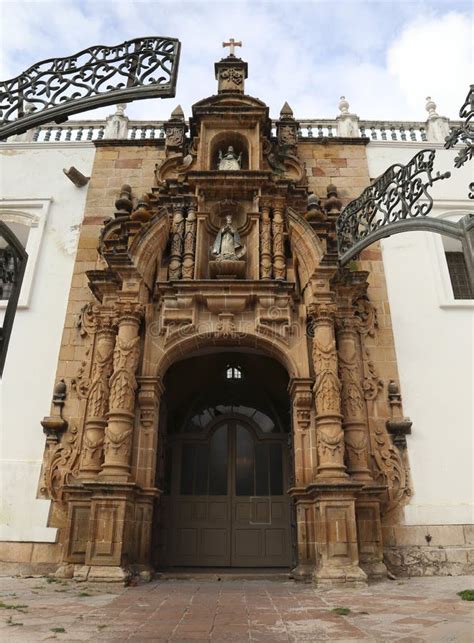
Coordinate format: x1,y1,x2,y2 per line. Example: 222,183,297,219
366,142,474,525
0,143,95,541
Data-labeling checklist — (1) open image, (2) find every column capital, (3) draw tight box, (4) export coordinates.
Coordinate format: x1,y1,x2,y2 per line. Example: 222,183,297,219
113,301,144,325
307,302,337,323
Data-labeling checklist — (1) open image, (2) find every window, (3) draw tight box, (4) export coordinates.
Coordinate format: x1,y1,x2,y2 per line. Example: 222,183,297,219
226,365,242,380
0,221,28,374
0,199,50,308
0,200,50,374
445,252,473,300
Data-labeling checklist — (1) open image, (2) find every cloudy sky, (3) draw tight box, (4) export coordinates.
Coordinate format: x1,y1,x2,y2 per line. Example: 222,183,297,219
0,0,472,123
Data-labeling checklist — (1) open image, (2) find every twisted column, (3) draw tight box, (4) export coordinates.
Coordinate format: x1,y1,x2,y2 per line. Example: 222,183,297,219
308,303,347,480
272,198,286,280
337,314,373,482
168,202,185,280
182,201,197,280
79,310,117,478
260,200,272,279
100,303,143,481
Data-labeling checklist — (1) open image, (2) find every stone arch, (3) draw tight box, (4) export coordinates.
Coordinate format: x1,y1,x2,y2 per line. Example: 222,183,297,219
152,330,305,382
287,208,325,291
128,212,170,289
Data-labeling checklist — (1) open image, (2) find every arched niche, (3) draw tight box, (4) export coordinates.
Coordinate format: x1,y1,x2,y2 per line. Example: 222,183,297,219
209,131,250,170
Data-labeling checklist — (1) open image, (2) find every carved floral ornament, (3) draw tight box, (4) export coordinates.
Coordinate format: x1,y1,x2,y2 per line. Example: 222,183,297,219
220,67,243,85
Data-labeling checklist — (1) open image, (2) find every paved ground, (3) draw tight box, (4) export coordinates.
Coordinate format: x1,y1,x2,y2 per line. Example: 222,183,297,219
0,574,472,641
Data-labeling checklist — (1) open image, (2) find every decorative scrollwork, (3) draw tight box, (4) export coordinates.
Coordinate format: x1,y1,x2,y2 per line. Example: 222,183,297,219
336,149,451,264
0,36,180,139
444,85,473,199
40,425,80,501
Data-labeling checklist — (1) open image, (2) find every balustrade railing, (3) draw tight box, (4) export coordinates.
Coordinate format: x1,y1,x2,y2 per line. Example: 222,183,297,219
3,117,463,144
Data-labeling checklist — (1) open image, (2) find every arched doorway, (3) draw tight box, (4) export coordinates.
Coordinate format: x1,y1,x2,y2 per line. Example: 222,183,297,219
155,352,293,569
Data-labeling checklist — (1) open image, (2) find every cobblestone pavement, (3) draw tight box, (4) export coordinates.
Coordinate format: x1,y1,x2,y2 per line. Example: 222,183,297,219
0,575,472,642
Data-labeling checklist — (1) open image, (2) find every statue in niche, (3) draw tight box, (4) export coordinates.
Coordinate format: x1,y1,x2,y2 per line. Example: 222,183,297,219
218,146,242,170
211,215,246,261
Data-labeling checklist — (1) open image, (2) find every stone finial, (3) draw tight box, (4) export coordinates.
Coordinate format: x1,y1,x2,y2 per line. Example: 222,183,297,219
52,379,67,404
305,192,325,222
104,103,129,139
336,97,359,137
131,195,152,223
115,104,127,117
280,102,294,119
339,96,350,115
425,96,450,142
115,184,133,217
170,104,185,121
324,183,342,213
425,96,438,118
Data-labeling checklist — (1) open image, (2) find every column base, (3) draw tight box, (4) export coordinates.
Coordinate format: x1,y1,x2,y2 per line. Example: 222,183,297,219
314,563,367,587
360,559,388,580
86,565,132,583
290,563,314,582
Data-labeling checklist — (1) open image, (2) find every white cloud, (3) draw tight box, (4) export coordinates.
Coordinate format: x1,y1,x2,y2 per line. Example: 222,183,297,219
387,11,473,119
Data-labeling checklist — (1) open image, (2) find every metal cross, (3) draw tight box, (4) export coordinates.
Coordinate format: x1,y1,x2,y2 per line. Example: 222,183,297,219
222,38,242,56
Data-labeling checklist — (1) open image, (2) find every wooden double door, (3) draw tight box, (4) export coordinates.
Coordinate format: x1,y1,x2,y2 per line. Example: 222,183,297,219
161,417,292,567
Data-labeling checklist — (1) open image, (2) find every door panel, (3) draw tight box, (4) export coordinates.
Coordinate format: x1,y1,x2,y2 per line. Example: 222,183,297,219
164,418,291,567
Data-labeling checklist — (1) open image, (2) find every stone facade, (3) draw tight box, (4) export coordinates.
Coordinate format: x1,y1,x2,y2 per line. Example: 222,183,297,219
3,54,470,582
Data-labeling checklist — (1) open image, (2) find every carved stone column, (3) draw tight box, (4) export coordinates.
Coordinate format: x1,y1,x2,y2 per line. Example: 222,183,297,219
79,311,117,478
100,303,143,481
182,201,197,280
168,202,185,280
260,200,272,279
272,198,286,280
308,303,347,481
336,314,373,482
308,301,366,586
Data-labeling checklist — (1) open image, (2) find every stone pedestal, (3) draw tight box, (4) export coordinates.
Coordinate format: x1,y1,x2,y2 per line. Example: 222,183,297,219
85,484,136,568
356,486,387,579
209,259,246,279
311,483,367,586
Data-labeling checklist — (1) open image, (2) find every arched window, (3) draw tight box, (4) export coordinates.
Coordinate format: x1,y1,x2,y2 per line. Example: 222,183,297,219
0,199,50,374
0,222,27,374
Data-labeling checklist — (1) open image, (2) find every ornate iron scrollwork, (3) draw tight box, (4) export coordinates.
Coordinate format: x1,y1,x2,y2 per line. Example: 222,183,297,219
336,149,452,264
0,36,180,139
0,221,28,374
444,85,473,199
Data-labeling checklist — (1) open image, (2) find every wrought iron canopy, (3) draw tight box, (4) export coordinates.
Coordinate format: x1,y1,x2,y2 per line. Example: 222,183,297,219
0,36,181,139
336,149,453,265
444,85,473,199
0,221,28,375
444,84,473,169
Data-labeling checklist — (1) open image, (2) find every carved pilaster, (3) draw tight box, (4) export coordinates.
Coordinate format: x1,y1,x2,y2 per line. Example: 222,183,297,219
260,200,272,280
168,202,185,280
100,302,143,481
289,378,315,487
272,198,286,280
308,302,347,480
337,315,373,482
182,201,197,280
135,376,164,488
79,310,117,478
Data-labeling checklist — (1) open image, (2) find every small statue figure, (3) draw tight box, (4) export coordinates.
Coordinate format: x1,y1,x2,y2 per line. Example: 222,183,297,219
211,215,246,261
218,146,242,171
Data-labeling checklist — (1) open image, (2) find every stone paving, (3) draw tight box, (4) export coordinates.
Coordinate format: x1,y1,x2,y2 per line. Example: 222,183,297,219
0,574,472,642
